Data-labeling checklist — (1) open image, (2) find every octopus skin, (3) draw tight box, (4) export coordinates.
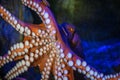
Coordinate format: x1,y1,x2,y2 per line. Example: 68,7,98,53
0,0,120,80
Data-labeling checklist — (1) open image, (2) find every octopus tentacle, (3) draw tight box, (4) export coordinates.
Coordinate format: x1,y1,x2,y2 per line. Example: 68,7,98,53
0,34,52,68
60,47,120,80
54,41,120,80
53,58,74,80
5,41,53,80
0,5,28,36
52,50,64,80
5,59,28,80
0,5,48,37
0,40,31,68
51,43,74,80
21,0,60,38
105,73,120,80
36,53,51,73
28,41,53,68
41,50,54,80
53,59,62,80
0,38,36,67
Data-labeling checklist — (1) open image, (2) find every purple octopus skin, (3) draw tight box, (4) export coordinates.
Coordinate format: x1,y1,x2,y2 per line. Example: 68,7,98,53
60,23,84,58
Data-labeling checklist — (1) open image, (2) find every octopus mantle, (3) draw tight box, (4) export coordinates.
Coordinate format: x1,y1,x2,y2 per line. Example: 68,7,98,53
0,0,120,80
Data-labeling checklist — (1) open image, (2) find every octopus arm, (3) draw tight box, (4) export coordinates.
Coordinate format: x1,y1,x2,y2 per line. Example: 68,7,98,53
0,24,52,67
0,40,32,68
34,54,50,71
21,0,59,34
61,47,120,80
52,56,74,80
40,52,54,80
31,47,55,80
31,46,53,70
0,5,46,37
3,39,52,80
5,58,32,80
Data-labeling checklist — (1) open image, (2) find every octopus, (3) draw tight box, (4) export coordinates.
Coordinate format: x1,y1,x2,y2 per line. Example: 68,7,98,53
0,0,120,80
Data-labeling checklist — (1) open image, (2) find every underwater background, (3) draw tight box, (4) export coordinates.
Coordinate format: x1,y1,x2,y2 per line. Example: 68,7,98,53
0,0,120,80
